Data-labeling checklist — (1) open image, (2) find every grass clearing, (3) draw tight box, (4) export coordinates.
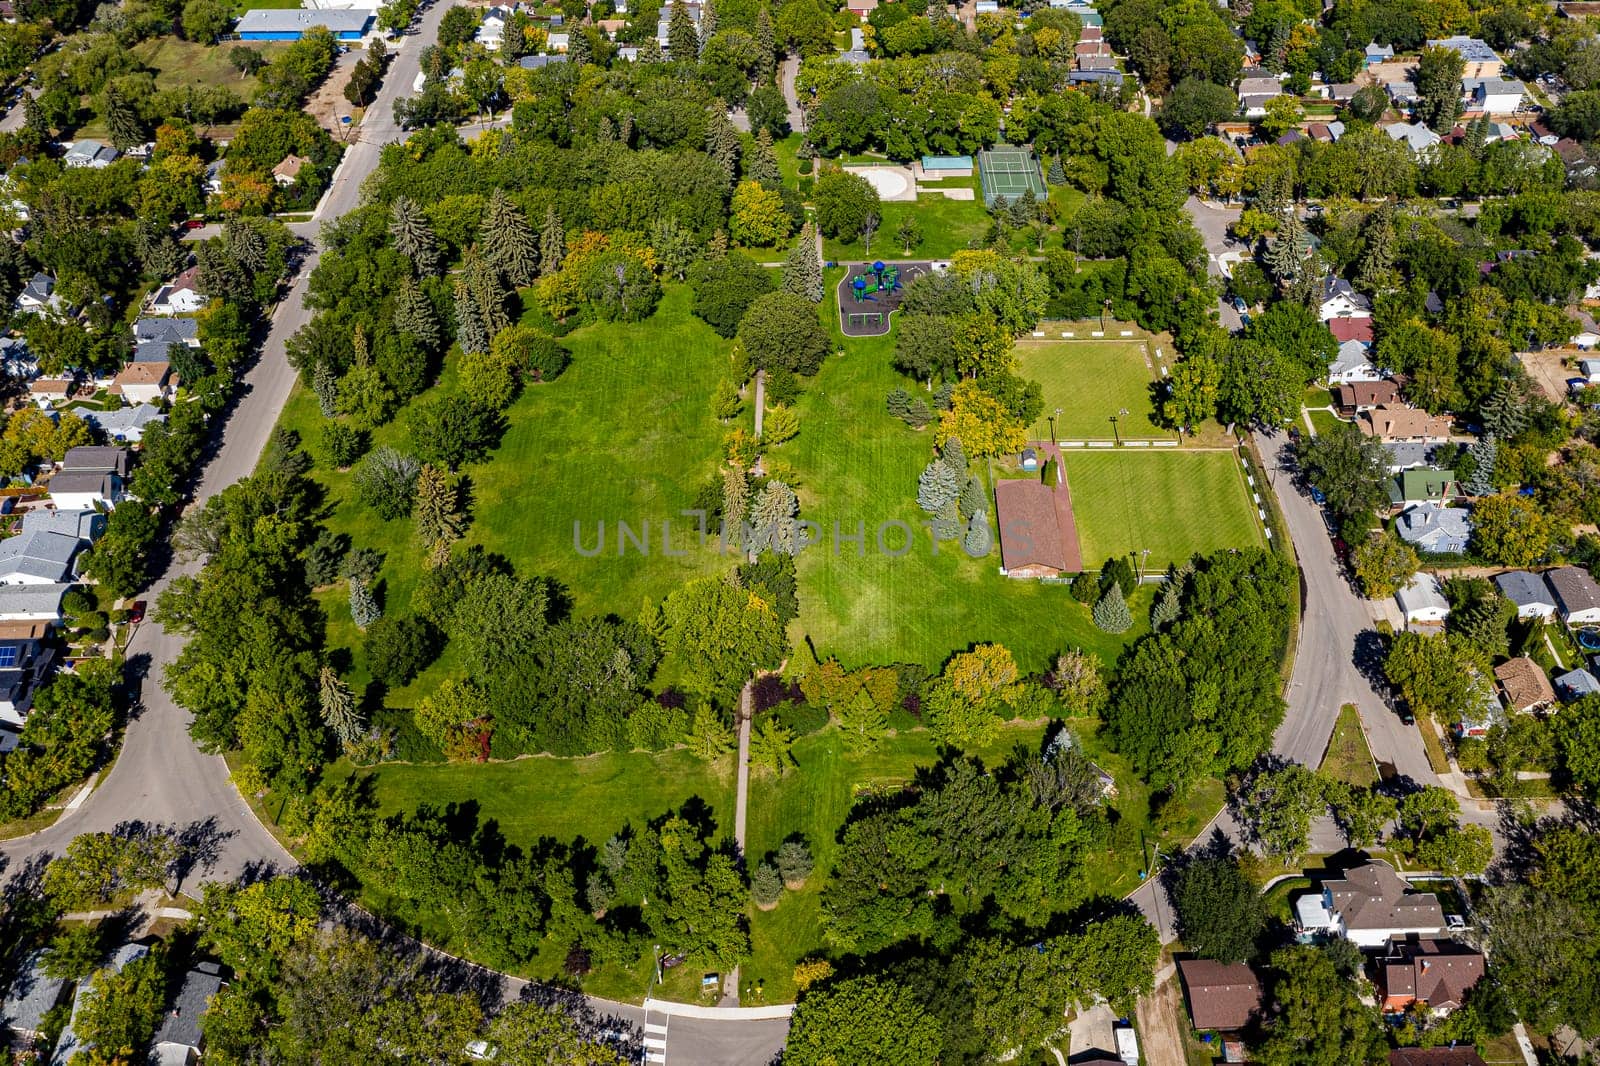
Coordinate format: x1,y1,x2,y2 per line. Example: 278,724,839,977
1320,703,1379,786
822,187,990,260
1014,337,1169,442
131,35,289,95
1065,450,1264,569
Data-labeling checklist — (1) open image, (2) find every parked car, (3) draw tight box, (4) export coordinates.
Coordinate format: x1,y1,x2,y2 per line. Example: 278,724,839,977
1569,377,1591,393
1232,296,1248,313
127,600,146,624
1309,485,1327,505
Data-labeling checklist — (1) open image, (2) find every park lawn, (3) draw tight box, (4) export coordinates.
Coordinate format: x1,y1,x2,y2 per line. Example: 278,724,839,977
1015,338,1171,442
131,35,288,95
822,190,990,261
1320,703,1379,787
1065,449,1264,569
783,291,1151,671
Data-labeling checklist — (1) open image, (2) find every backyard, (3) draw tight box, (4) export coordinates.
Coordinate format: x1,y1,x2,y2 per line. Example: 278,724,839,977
1014,336,1171,442
1064,449,1265,569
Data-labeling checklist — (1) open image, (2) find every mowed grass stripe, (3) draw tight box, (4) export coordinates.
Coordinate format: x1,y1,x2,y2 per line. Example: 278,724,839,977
1016,338,1171,441
1066,450,1263,568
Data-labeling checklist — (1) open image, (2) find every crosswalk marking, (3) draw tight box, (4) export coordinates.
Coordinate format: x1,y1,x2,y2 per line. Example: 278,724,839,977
645,1023,669,1035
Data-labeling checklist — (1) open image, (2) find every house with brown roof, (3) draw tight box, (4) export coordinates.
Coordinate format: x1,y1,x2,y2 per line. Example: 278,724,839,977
994,479,1072,579
1336,379,1399,413
272,154,312,186
1329,317,1375,344
1494,656,1555,713
1382,939,1486,1013
1359,405,1452,443
1296,860,1445,948
1176,960,1262,1032
110,361,173,405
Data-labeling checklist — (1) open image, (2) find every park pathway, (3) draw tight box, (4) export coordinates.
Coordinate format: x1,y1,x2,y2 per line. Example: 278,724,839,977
718,680,755,1008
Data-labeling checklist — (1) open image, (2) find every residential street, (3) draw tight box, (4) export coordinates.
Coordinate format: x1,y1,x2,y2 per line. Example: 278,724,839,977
0,18,793,1063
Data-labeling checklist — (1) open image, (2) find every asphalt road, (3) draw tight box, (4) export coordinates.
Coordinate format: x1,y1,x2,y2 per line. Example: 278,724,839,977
0,20,793,1063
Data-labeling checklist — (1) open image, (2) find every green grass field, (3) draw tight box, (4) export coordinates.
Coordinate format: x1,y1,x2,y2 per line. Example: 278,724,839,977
786,274,1152,671
822,188,992,260
1065,450,1264,569
1016,338,1171,442
131,35,289,95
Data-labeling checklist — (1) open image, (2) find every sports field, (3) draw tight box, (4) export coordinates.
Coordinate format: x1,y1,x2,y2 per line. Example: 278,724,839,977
1016,337,1171,441
977,145,1047,208
1065,450,1264,568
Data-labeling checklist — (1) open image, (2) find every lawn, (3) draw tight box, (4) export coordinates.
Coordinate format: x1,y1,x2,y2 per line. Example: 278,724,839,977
1320,703,1379,787
822,187,991,260
1305,408,1343,437
1014,337,1170,442
131,35,288,95
742,718,1224,1001
784,277,1153,671
1065,450,1264,569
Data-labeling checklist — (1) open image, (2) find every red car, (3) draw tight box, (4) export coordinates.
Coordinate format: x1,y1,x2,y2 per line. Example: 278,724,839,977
127,600,147,624
181,219,206,231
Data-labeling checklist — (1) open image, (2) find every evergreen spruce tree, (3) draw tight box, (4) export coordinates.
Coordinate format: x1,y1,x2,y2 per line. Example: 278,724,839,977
668,0,699,61
707,230,729,260
1092,582,1132,633
393,275,443,351
1266,212,1307,285
917,458,959,514
348,576,381,629
318,666,365,749
699,0,717,50
755,4,776,83
705,113,742,188
958,476,984,521
747,480,802,555
567,24,592,66
597,115,616,143
932,498,961,539
413,463,466,548
1151,579,1182,628
1480,385,1526,439
464,247,509,335
479,188,540,287
103,87,144,152
539,208,565,276
225,221,268,273
752,863,783,907
746,128,782,190
312,360,339,417
1465,434,1496,497
941,436,967,475
619,113,635,145
454,278,488,355
962,510,992,556
22,93,47,140
722,467,749,547
389,196,441,276
782,223,823,303
1047,153,1066,185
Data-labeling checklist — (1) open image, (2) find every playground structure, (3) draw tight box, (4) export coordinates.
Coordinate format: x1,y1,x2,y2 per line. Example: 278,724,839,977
836,260,932,337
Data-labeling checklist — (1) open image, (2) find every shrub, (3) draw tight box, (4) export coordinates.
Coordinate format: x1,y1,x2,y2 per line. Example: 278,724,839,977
364,615,439,688
1092,583,1132,634
1070,571,1097,603
322,420,368,468
353,446,420,519
777,839,813,887
751,862,783,908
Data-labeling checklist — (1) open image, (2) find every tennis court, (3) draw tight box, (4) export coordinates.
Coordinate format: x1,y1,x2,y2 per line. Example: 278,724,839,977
977,145,1047,208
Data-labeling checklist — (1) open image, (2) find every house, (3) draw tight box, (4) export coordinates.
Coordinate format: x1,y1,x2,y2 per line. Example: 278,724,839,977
0,336,35,381
15,271,61,314
1557,138,1598,183
54,943,151,1065
1494,656,1555,714
1068,69,1124,87
1359,405,1452,443
1426,37,1502,78
518,53,567,69
234,8,374,40
1298,860,1446,948
1320,277,1373,320
1382,77,1420,106
1329,341,1382,385
1546,565,1600,624
1074,38,1111,58
1385,121,1443,156
62,138,119,168
1329,317,1375,345
134,317,200,349
1,949,71,1049
1176,960,1262,1032
72,403,166,443
0,620,57,728
1238,76,1283,116
112,361,174,405
1396,572,1452,625
1382,939,1485,1014
1337,379,1398,414
1495,570,1558,619
21,507,105,544
921,155,975,178
1457,681,1505,738
0,528,82,585
1395,503,1471,554
149,266,205,317
151,961,226,1066
994,479,1072,579
1573,309,1600,349
1383,442,1435,474
271,154,312,186
976,0,999,11
1307,120,1345,142
63,447,130,479
1386,466,1456,507
474,4,509,49
1464,76,1525,114
1555,667,1600,701
48,471,122,510
26,378,72,407
1390,1050,1489,1066
1581,357,1600,382
1363,42,1395,64
0,583,71,624
1328,82,1362,102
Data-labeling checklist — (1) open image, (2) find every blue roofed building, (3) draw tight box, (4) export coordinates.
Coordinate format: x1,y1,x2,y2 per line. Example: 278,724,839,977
235,8,374,39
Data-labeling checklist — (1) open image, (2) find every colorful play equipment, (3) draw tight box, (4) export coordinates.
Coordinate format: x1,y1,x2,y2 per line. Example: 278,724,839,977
849,261,902,302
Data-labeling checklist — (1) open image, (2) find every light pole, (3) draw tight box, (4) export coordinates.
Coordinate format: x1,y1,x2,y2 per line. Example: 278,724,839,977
1108,415,1120,446
1050,405,1061,444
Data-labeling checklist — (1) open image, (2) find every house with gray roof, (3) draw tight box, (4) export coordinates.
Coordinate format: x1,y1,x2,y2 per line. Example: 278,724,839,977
20,507,104,544
1329,339,1381,384
0,528,82,585
61,139,118,168
1395,503,1471,555
72,403,165,443
1546,565,1600,625
53,943,149,1066
133,318,199,349
1364,42,1395,64
1495,570,1558,619
1,949,71,1049
1382,442,1434,474
0,583,71,623
151,961,225,1066
15,271,61,314
1397,572,1452,625
61,446,129,478
1556,667,1600,701
1385,121,1442,156
0,336,35,380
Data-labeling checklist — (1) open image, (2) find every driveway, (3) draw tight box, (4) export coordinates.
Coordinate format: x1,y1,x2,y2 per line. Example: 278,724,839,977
1068,1001,1117,1061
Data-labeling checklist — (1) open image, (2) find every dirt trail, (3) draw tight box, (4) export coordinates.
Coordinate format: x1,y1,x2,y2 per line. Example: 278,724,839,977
1135,967,1188,1066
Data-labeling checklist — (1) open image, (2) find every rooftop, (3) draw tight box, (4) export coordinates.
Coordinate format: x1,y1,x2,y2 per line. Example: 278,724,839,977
0,527,81,582
1427,36,1500,63
154,961,225,1050
1324,860,1445,931
1547,565,1600,617
235,8,374,33
1494,656,1554,711
1176,959,1262,1032
994,479,1071,574
1494,569,1555,607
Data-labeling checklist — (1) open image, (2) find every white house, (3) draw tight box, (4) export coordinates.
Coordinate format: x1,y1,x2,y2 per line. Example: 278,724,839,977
474,4,509,49
1495,570,1558,619
1294,861,1446,949
70,403,165,443
112,361,174,405
1328,339,1381,384
151,961,226,1066
61,139,119,168
14,272,62,315
1238,76,1282,117
1546,565,1600,625
1395,502,1471,555
1385,121,1443,157
47,471,122,511
21,507,105,544
148,266,206,316
1581,357,1600,382
1465,76,1525,114
1396,572,1451,625
0,583,70,623
1319,277,1373,321
0,529,81,585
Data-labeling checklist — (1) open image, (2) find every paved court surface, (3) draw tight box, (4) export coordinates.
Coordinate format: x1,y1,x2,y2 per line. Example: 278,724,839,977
836,260,931,336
